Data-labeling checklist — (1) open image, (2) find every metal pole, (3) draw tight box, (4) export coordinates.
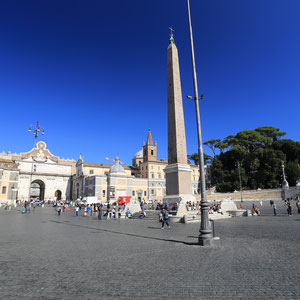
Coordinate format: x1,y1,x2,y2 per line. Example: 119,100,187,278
237,162,243,202
187,0,213,246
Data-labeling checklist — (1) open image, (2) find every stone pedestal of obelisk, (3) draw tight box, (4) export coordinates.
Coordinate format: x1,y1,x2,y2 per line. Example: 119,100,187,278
163,32,195,213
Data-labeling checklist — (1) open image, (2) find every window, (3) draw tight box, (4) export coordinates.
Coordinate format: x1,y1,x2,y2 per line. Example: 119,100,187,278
89,169,94,175
151,173,154,178
146,166,148,170
193,176,196,181
2,186,7,194
132,191,135,196
151,189,155,195
151,150,153,155
144,150,147,156
158,166,160,170
151,166,154,170
144,191,147,196
142,166,144,171
102,190,105,197
158,173,161,179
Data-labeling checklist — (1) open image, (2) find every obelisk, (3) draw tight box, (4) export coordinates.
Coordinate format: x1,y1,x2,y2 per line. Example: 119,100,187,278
164,28,195,209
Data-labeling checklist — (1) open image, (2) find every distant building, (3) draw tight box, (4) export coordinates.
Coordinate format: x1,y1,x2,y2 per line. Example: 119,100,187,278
0,131,201,205
0,158,19,204
0,141,75,204
73,129,201,204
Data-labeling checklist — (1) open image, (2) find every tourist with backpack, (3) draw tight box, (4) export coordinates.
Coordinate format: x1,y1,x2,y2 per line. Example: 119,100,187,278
161,208,170,229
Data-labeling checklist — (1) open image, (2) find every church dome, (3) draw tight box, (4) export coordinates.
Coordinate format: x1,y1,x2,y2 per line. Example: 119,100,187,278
133,149,143,159
109,156,125,174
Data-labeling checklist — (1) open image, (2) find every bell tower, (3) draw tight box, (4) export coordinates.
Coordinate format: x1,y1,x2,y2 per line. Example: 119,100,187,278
142,129,157,162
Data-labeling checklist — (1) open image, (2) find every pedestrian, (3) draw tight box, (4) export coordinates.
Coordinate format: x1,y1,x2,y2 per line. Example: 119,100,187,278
118,207,122,218
106,203,111,219
287,202,292,216
259,200,263,207
164,201,169,210
296,200,300,214
125,207,131,219
273,203,277,216
75,205,79,217
98,204,103,220
87,205,90,217
139,210,146,219
112,207,116,219
270,200,274,206
23,201,27,214
57,203,61,216
161,208,170,229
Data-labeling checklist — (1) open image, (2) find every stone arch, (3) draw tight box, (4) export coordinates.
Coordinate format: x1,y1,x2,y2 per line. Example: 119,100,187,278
55,190,62,201
30,179,45,201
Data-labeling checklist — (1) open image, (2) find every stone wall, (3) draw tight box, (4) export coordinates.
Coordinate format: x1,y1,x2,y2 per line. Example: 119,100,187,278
195,187,300,202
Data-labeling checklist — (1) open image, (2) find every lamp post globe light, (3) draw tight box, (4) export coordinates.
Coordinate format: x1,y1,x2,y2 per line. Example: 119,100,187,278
186,0,213,246
27,121,45,201
28,121,45,148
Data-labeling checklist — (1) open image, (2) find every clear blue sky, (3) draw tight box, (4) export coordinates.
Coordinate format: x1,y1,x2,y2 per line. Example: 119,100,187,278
0,0,299,164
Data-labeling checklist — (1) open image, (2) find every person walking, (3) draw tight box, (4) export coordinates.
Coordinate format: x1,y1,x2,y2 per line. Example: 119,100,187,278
87,204,90,217
273,203,277,216
106,203,111,219
57,203,61,216
23,201,27,214
161,208,170,229
287,202,292,216
98,204,103,220
75,205,79,217
296,200,300,214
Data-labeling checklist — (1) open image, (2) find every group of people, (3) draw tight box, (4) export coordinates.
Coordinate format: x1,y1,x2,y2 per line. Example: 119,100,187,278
22,200,38,214
73,203,133,220
208,203,223,214
269,198,300,216
185,201,199,211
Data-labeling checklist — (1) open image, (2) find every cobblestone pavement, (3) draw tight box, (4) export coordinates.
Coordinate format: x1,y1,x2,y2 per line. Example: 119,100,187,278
0,200,299,299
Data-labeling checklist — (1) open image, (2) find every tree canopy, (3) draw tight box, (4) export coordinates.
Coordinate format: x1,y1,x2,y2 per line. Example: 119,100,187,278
189,126,300,192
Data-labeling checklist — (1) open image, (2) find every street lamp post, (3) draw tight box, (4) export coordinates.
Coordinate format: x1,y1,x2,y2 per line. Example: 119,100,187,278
281,160,289,200
27,121,45,201
237,162,243,202
186,0,213,246
28,121,45,148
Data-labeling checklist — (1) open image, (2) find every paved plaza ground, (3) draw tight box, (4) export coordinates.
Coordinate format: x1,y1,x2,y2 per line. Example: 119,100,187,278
0,201,299,299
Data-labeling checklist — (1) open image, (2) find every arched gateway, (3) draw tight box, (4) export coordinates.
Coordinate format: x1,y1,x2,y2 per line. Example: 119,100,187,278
30,180,45,201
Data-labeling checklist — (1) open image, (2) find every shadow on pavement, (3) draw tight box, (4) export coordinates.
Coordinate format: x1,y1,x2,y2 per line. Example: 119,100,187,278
49,219,201,246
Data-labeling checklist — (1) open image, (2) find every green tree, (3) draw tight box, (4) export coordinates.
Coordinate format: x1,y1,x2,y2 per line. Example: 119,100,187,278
285,161,300,186
255,126,286,142
188,153,212,165
272,139,300,162
203,139,221,156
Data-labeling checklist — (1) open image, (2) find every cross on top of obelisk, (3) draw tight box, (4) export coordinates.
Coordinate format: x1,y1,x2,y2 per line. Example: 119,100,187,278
168,26,174,43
